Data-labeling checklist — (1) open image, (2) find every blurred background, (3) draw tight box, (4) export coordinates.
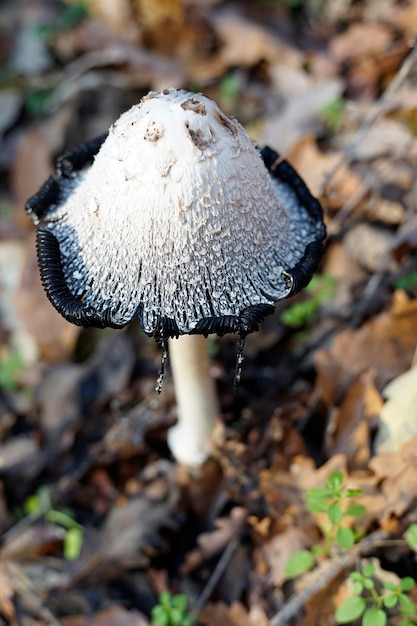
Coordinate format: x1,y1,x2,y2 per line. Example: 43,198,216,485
1,1,417,625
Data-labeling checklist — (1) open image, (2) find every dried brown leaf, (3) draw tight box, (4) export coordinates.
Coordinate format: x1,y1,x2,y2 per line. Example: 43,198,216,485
182,506,247,574
0,564,18,626
375,363,417,453
288,137,363,208
264,526,309,587
199,601,268,626
214,9,298,68
315,291,417,403
10,130,52,229
344,223,395,273
61,604,149,626
330,23,392,63
325,371,382,470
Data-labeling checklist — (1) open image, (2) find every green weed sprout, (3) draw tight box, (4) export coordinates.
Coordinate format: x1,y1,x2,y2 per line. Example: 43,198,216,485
281,274,337,329
285,471,365,578
0,351,24,392
24,487,84,560
320,96,346,132
335,562,417,626
151,592,192,626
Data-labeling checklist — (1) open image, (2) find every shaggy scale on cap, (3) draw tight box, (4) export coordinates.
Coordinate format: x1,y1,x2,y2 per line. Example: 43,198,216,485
27,88,326,342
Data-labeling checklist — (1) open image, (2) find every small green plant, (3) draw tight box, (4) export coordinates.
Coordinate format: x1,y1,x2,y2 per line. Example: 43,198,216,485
151,592,192,626
24,487,84,560
281,274,337,329
335,562,417,626
406,523,417,550
218,72,241,108
285,471,365,578
0,350,24,392
320,96,346,132
36,1,88,40
394,270,417,292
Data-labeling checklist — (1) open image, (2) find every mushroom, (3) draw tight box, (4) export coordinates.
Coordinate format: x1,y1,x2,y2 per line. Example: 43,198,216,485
26,88,326,467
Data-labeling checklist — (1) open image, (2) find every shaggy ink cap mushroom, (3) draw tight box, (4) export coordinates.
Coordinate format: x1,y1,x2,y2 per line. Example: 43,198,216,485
27,88,326,347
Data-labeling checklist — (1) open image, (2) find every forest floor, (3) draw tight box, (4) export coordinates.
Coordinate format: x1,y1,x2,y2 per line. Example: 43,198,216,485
2,0,417,624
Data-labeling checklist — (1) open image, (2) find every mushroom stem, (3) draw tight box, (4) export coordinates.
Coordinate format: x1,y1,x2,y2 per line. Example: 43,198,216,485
167,334,219,468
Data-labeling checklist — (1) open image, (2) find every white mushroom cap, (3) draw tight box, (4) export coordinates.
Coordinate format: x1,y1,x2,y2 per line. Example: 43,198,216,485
27,89,325,339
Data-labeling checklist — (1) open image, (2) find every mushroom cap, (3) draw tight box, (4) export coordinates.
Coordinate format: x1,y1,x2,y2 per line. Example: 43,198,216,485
27,89,326,339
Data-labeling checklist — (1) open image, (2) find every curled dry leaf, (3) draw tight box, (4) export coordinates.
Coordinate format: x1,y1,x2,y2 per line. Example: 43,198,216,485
61,604,149,626
325,370,382,470
350,437,417,532
288,137,363,208
264,526,310,587
199,601,268,626
214,9,296,68
181,506,247,574
344,223,395,273
263,78,343,155
374,363,417,453
0,564,17,626
315,290,417,400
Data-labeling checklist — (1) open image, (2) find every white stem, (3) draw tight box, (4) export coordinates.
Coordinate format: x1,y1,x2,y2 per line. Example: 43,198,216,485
167,335,219,468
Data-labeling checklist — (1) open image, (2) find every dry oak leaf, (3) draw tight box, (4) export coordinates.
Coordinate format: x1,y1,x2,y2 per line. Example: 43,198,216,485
374,363,417,453
61,604,149,625
181,506,247,574
213,8,300,68
0,564,17,626
199,601,268,626
330,22,392,62
263,525,310,587
365,437,417,528
288,137,363,209
315,290,417,399
324,370,382,471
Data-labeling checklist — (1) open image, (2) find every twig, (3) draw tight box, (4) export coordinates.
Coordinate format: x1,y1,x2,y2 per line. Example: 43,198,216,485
6,562,64,626
268,529,387,626
327,172,373,236
187,536,239,625
320,42,417,195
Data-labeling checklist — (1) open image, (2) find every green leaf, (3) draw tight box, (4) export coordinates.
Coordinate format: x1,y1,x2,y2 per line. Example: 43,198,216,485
362,607,387,626
328,502,343,524
306,488,330,513
399,593,416,614
170,608,184,626
400,577,416,592
23,493,42,515
383,581,397,591
352,581,364,595
394,270,417,291
63,527,83,560
363,577,375,590
362,563,376,577
284,550,315,578
335,596,366,623
344,503,366,518
336,526,356,550
406,524,417,549
383,593,398,609
151,605,169,626
326,471,344,493
171,594,188,612
345,489,364,498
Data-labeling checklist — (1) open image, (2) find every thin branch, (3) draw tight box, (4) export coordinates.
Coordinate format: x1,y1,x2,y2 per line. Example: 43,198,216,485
320,43,417,195
268,529,387,626
188,536,239,625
